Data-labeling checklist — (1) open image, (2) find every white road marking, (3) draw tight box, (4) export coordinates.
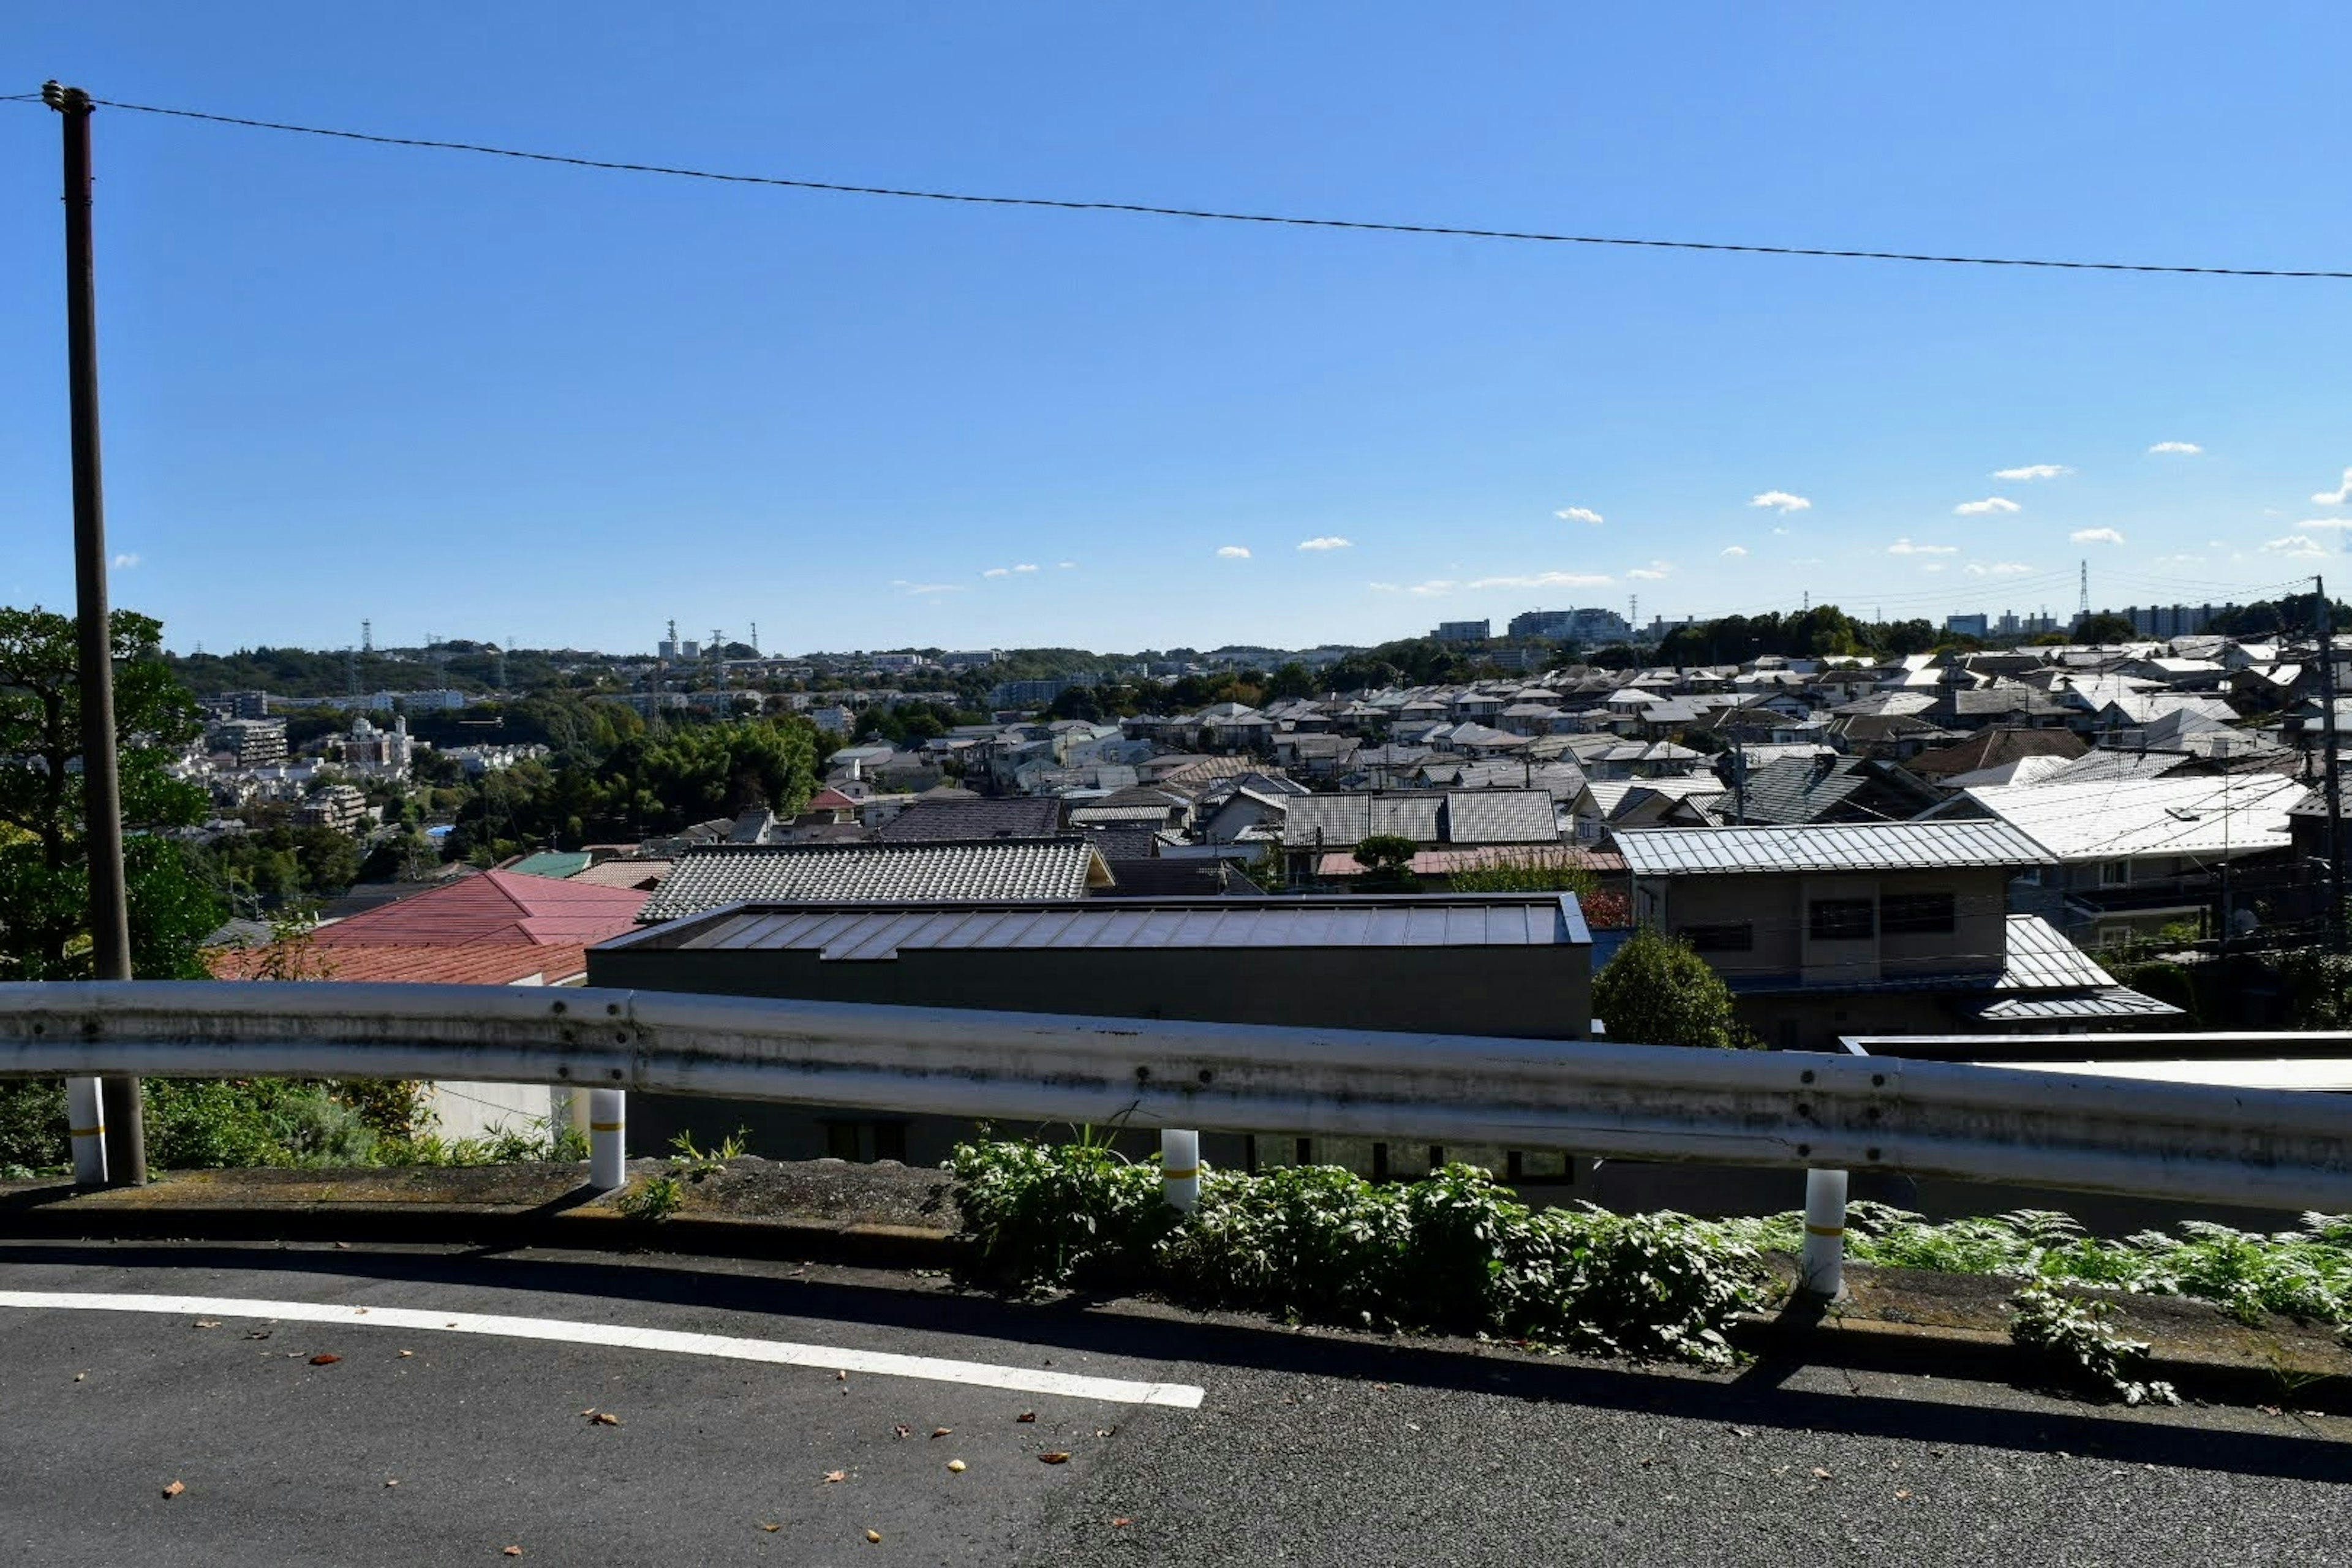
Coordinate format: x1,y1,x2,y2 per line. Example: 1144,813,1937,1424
0,1290,1204,1409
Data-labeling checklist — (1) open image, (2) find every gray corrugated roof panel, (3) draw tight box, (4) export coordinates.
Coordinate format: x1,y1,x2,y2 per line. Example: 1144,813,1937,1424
647,893,1590,954
1613,820,2054,875
639,839,1107,922
1283,793,1447,847
1998,914,2117,991
1961,987,2185,1020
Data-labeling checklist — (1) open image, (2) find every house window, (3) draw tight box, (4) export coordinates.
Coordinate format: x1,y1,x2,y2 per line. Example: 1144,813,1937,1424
1881,892,1956,935
1679,922,1755,952
1809,898,1876,942
2099,860,2133,888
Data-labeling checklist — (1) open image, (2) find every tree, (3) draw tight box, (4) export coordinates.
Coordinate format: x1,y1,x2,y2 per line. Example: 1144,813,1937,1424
2074,612,2141,644
0,606,222,979
1591,927,1750,1049
1267,662,1316,701
1351,833,1422,892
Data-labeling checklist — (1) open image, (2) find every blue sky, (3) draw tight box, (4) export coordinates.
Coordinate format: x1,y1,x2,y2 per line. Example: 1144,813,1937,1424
5,4,2350,657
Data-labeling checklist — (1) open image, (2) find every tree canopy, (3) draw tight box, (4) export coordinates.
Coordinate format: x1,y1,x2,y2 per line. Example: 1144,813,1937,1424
1591,927,1751,1049
0,606,222,979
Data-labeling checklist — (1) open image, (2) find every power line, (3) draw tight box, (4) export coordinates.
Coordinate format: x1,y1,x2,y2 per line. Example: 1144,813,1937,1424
15,91,2352,282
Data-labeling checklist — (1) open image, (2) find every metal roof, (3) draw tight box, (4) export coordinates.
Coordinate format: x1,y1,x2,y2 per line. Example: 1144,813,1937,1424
1962,774,2310,860
638,839,1109,923
1613,820,2054,875
1997,914,2117,990
636,894,1589,960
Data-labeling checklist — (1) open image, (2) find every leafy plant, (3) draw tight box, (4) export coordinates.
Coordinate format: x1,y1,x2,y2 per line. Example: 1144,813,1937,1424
617,1174,684,1222
2008,1280,2179,1406
951,1141,1768,1365
1592,927,1753,1049
668,1126,751,1182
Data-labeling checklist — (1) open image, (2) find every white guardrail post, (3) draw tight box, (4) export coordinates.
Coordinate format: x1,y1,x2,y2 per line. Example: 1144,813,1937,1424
587,1088,627,1192
66,1075,107,1185
1800,1167,1849,1298
1160,1128,1200,1210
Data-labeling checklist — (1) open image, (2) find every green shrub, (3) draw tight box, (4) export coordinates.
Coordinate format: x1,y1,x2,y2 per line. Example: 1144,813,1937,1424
2010,1280,2179,1406
1593,927,1752,1049
0,1080,66,1171
952,1142,1768,1365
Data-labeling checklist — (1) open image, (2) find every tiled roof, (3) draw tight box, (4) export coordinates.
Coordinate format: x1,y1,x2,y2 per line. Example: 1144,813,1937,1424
1614,821,2054,875
311,870,647,947
1442,790,1559,844
1283,793,1446,847
638,839,1110,922
1909,726,2088,780
1316,846,1623,878
875,796,1064,842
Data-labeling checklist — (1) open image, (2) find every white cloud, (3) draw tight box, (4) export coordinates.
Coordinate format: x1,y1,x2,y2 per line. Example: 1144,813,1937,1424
1922,563,1948,573
1465,571,1615,590
1887,538,1959,556
1013,563,1039,573
1626,561,1673,581
2298,516,2352,532
1057,560,1077,569
111,552,140,569
2152,554,2206,568
1749,490,1811,514
891,579,967,596
1965,561,2034,576
1369,579,1461,597
1216,545,1251,559
2313,469,2352,505
2263,535,2329,560
1296,536,1354,551
1992,464,2071,481
1554,506,1604,526
1770,526,1792,537
1720,545,1749,557
1954,496,2021,516
2147,441,2203,455
981,567,1011,578
2069,527,2126,545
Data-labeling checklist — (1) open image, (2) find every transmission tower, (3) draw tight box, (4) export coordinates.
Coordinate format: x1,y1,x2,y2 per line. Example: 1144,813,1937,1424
361,618,373,654
2077,559,2090,620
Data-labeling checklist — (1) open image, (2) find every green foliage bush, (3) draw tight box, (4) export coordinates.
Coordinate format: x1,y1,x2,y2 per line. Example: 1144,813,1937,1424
1711,1202,2352,1326
1592,927,1752,1049
949,1141,1768,1366
2008,1280,2179,1406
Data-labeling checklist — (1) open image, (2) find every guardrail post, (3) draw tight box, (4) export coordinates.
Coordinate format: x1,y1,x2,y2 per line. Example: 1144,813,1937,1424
1160,1128,1200,1211
1801,1167,1849,1298
588,1088,626,1191
66,1076,107,1185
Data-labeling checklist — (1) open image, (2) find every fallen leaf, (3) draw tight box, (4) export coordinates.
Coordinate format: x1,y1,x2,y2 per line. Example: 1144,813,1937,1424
2260,1404,2283,1417
72,1373,86,1382
333,1242,350,1251
864,1529,882,1544
353,1307,369,1316
892,1424,911,1439
398,1350,414,1359
824,1471,846,1484
835,1370,848,1382
502,1549,523,1558
162,1480,186,1499
930,1427,951,1439
1039,1452,1071,1465
760,1522,780,1532
591,1412,620,1427
1112,1518,1131,1528
1811,1468,1833,1480
192,1319,221,1329
309,1354,341,1366
580,1408,598,1417
1094,1428,1112,1439
244,1329,271,1341
385,1480,399,1488
1895,1488,1913,1500
946,1460,967,1473
1016,1412,1037,1423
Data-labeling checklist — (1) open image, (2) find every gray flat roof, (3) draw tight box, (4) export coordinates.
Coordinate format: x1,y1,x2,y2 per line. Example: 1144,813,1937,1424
1614,820,2054,875
611,893,1592,961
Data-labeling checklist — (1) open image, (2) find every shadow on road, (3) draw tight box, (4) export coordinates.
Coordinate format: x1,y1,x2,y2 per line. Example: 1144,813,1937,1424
4,1238,2344,1483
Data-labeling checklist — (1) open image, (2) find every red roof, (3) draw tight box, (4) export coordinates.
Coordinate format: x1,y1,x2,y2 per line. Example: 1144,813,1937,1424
805,787,861,812
209,944,593,986
309,870,646,948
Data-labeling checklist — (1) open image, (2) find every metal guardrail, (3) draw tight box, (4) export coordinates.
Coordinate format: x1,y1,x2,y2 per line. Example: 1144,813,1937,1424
4,982,2350,1223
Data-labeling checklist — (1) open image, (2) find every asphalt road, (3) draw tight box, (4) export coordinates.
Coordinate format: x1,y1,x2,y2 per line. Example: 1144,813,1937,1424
1,1239,2346,1567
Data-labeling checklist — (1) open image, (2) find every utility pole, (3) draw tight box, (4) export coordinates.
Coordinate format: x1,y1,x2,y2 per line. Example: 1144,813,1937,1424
46,81,144,1183
2316,575,2346,953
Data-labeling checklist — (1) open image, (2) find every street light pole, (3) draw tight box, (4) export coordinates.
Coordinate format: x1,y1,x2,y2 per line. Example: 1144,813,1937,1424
45,80,145,1183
